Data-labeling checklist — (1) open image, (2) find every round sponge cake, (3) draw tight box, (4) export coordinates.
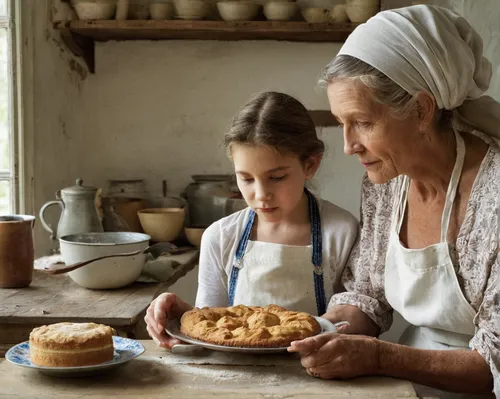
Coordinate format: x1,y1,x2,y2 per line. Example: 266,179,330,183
29,322,115,367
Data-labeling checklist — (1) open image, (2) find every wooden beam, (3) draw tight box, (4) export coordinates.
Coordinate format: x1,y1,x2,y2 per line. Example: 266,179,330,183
54,20,358,42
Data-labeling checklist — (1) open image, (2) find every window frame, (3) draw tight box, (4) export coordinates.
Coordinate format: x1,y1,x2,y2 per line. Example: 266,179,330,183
1,0,34,215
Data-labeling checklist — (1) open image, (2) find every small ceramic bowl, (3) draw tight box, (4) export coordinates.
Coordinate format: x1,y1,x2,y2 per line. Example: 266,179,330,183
138,208,185,242
301,7,330,23
174,0,211,19
264,1,297,21
150,2,174,19
72,0,117,20
184,227,207,247
345,0,379,23
330,4,347,23
217,1,261,21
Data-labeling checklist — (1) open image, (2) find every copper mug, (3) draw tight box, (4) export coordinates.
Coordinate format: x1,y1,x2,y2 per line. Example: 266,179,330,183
0,215,35,288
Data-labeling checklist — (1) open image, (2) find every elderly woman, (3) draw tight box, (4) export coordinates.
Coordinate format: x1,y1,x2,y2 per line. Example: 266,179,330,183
288,5,500,399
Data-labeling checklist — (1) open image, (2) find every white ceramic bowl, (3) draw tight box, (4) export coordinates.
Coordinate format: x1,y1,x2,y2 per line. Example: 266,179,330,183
72,0,117,20
174,0,210,19
60,232,150,289
264,1,297,21
301,7,330,23
345,0,378,23
330,3,347,22
217,1,260,21
150,2,174,19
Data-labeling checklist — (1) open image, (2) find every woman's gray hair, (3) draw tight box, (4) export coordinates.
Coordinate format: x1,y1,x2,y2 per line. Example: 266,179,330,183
319,55,452,130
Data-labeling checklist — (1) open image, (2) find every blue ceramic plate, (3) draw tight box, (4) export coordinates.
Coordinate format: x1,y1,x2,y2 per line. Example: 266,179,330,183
5,336,144,377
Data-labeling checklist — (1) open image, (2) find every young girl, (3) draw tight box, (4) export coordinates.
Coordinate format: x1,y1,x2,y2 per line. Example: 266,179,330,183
145,92,358,348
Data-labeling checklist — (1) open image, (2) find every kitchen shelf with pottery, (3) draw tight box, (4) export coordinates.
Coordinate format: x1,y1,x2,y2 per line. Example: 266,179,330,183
54,0,380,72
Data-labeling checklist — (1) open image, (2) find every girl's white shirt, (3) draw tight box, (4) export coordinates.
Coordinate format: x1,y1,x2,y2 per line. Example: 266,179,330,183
194,197,359,310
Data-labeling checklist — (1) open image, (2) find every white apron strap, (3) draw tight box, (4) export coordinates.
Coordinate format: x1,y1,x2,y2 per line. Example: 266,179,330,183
440,130,466,242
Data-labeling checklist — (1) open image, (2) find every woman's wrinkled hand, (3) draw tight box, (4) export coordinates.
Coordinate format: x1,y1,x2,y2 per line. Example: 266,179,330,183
287,332,380,380
144,292,192,349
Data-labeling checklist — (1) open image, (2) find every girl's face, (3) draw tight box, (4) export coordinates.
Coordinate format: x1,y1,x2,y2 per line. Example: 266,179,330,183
231,144,320,223
327,80,422,184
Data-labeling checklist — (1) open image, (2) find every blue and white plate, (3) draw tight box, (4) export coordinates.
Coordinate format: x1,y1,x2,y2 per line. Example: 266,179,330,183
5,336,144,377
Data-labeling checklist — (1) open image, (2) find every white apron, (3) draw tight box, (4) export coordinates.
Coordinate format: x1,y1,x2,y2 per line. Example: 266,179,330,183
228,189,329,316
385,130,493,398
231,241,332,316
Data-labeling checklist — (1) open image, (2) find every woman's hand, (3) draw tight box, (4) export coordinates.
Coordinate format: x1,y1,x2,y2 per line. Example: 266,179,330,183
323,305,380,336
288,332,380,380
144,293,193,349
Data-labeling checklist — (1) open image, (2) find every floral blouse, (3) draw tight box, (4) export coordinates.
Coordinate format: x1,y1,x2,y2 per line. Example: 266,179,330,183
329,132,500,395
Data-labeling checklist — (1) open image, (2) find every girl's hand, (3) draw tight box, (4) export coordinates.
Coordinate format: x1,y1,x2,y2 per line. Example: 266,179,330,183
288,332,380,379
144,293,192,349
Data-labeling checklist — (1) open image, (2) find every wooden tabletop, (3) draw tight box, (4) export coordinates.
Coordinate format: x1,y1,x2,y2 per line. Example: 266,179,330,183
0,340,419,399
0,250,198,327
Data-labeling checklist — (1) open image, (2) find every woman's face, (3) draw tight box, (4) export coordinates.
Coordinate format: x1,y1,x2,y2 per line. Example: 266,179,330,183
327,80,421,184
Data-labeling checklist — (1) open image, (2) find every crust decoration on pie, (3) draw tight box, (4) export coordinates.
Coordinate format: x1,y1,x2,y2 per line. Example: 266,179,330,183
180,304,321,348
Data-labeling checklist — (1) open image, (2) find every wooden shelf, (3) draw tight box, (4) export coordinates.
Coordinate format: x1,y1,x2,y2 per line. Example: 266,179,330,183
53,20,358,73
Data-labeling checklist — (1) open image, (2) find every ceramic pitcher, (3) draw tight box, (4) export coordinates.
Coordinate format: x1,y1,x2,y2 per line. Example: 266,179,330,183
39,178,104,240
0,215,35,288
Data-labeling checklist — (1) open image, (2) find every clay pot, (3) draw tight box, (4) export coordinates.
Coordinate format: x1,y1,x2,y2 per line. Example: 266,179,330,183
0,215,35,288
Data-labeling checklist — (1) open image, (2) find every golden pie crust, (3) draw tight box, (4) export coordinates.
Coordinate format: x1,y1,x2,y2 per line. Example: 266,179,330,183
29,322,115,367
180,304,321,348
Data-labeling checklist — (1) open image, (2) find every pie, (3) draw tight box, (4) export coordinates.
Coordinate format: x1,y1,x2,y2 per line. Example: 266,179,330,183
180,304,321,347
29,322,115,367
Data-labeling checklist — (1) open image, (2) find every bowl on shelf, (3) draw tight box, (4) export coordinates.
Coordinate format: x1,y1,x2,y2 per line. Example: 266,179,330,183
59,232,151,289
184,226,207,247
330,3,347,22
150,2,175,19
345,0,379,23
173,0,211,19
138,208,185,242
263,1,297,21
301,7,330,23
71,0,117,20
217,1,261,21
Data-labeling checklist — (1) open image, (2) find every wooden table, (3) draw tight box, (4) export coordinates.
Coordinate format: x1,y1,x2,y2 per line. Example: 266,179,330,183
0,340,421,398
0,250,198,356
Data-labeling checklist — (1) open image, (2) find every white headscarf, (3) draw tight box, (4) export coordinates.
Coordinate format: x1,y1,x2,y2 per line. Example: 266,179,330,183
337,5,500,141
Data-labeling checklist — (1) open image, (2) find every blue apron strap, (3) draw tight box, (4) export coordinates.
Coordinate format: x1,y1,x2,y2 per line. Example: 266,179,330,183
306,188,326,316
228,210,255,306
228,190,326,316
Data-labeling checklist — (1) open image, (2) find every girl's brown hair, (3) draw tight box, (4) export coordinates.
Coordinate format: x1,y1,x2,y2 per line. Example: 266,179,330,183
224,92,325,163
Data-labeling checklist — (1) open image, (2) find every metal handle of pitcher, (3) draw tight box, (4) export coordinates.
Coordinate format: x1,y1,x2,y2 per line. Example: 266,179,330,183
39,200,64,240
